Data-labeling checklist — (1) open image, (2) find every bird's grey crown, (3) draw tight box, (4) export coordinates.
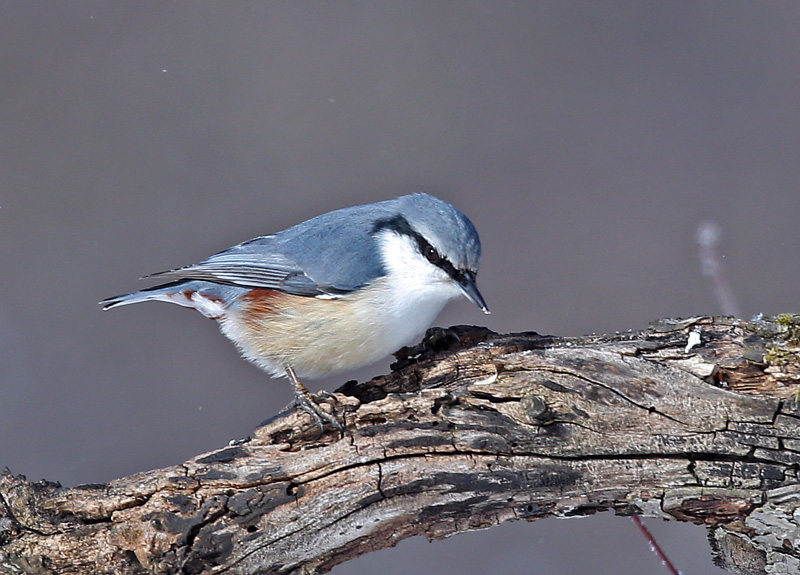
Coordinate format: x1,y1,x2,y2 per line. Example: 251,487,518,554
147,193,482,298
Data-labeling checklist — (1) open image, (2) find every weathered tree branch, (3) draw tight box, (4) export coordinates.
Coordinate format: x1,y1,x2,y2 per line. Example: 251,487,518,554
3,316,800,575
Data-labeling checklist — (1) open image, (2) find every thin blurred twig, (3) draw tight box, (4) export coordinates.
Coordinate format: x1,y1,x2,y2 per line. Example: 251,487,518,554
696,221,741,318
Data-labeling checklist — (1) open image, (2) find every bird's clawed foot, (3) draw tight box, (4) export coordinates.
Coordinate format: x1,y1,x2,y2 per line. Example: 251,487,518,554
285,366,344,437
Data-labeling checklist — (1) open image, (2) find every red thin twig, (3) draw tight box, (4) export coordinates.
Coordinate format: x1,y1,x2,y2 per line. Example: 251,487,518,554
631,515,682,575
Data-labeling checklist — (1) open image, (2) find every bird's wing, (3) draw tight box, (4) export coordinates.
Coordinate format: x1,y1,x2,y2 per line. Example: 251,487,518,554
146,236,332,296
147,214,387,297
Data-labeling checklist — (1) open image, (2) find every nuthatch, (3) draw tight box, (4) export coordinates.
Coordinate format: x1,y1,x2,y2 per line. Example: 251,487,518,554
101,193,489,432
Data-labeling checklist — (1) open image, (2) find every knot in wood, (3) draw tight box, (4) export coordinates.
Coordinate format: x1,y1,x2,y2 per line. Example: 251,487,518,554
520,394,554,424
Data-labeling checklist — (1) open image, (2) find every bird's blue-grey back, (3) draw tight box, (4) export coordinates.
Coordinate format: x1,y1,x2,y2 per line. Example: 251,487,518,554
137,193,480,298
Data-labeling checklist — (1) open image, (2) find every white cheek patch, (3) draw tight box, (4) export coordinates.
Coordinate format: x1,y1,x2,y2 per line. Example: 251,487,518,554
376,231,451,292
374,231,462,314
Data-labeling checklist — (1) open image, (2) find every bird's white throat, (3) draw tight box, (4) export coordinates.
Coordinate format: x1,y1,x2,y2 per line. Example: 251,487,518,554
371,231,462,341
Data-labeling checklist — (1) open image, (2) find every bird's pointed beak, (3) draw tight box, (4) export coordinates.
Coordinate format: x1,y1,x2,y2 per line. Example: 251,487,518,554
458,273,490,314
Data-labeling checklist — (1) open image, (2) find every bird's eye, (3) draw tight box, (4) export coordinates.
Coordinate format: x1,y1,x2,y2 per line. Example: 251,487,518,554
424,244,441,264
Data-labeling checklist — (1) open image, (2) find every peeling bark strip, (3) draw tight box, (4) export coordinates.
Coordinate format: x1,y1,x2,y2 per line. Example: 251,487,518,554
2,316,800,575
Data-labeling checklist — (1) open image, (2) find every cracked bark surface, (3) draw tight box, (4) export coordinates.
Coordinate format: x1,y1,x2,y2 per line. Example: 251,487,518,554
2,316,800,575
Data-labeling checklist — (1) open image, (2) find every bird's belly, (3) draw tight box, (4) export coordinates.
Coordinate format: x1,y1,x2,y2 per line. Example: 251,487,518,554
218,285,449,380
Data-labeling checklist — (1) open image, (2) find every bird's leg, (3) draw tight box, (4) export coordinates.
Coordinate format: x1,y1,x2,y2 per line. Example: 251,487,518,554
285,365,344,436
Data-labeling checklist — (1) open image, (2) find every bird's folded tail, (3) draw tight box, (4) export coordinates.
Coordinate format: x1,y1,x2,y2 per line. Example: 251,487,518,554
100,280,235,320
100,281,189,310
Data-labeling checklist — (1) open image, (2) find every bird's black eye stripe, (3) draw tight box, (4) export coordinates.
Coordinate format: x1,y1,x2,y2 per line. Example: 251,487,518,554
416,237,458,278
372,214,462,279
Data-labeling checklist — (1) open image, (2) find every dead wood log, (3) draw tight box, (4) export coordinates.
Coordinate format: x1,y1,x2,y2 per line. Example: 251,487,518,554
2,316,800,575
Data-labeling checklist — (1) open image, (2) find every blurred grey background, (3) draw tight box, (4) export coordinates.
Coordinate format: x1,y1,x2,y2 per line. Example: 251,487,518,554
3,2,798,573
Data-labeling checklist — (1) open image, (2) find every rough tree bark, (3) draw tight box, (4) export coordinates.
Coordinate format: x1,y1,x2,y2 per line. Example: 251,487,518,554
2,316,800,575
